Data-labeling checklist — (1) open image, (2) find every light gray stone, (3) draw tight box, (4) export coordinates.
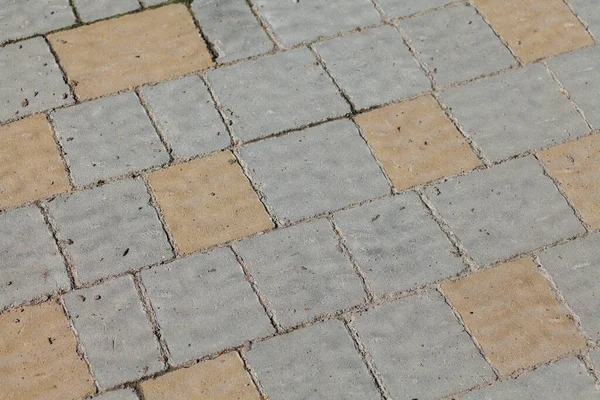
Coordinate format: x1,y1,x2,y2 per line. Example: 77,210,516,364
333,193,464,296
247,320,379,400
590,349,600,375
0,0,75,43
239,119,390,223
207,47,349,142
140,0,164,6
74,0,139,22
425,156,585,266
442,63,589,162
568,0,600,38
313,25,430,110
353,291,493,400
402,5,516,86
63,275,163,388
141,248,273,364
377,0,453,18
48,179,172,284
92,388,139,400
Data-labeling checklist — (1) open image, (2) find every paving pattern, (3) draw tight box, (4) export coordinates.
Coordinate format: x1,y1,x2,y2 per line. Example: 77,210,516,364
1,0,600,399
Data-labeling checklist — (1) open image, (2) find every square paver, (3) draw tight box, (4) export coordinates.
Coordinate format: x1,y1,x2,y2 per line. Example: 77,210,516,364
401,5,516,86
568,0,600,38
48,4,213,100
148,151,274,255
0,37,73,123
207,48,349,142
235,219,365,328
0,0,74,43
240,119,390,223
333,193,464,296
52,92,169,186
441,258,587,376
353,291,493,399
74,0,139,22
355,94,481,190
94,389,139,400
376,0,453,18
313,25,430,110
139,76,230,160
247,320,380,400
141,248,274,364
48,179,172,284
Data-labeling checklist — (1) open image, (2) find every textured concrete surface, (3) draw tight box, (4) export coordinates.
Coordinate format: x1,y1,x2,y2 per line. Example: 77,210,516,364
93,388,139,400
568,0,600,38
0,0,74,43
74,0,139,22
376,0,453,18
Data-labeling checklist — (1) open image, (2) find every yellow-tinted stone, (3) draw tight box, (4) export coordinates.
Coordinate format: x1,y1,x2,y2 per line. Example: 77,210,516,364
141,352,260,400
441,258,587,376
355,95,481,191
0,114,70,210
0,301,95,400
148,151,274,254
48,4,213,100
474,0,593,63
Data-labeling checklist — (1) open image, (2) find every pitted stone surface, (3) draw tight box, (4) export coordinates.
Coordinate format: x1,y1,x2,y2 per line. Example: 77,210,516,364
74,0,139,22
94,389,140,400
376,0,454,18
0,0,75,43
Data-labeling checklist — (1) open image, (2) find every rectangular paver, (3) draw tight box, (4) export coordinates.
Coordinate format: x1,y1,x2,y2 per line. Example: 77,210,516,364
74,0,139,22
376,0,453,18
0,0,74,43
568,0,600,38
94,389,139,400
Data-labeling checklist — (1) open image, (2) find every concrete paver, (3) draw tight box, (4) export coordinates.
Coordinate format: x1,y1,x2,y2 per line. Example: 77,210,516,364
376,0,454,18
0,0,74,43
93,389,139,400
74,0,139,23
568,0,600,38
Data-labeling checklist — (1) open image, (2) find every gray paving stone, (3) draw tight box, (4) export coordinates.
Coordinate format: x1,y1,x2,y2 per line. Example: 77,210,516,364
254,0,380,47
402,5,516,86
48,179,172,284
568,0,600,38
0,206,69,310
140,76,229,160
313,25,430,110
590,349,600,373
192,0,273,63
425,156,585,266
0,37,73,123
333,193,463,296
377,0,453,18
140,0,164,6
239,119,390,223
247,320,379,400
236,219,364,328
92,388,139,400
207,48,349,142
74,0,139,22
0,0,75,43
141,248,273,364
63,275,163,388
442,64,589,162
353,291,493,400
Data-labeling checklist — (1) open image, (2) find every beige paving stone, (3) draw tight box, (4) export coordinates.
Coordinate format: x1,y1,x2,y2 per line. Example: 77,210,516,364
355,95,481,191
538,134,600,229
141,352,260,400
0,114,70,210
441,258,587,376
0,301,95,400
148,151,273,254
48,4,213,100
473,0,593,63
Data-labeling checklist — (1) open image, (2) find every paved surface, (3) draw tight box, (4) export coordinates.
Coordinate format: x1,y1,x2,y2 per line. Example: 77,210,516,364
1,0,600,399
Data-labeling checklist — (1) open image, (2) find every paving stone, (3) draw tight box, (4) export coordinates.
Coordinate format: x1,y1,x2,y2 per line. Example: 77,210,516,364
591,349,600,372
140,352,260,400
141,0,165,6
0,0,75,43
355,95,481,190
353,291,493,399
473,0,593,63
139,76,229,160
48,4,213,100
141,248,273,364
0,114,70,210
247,320,379,400
0,301,95,400
240,119,390,223
63,275,163,388
48,179,172,284
568,0,600,38
313,25,430,110
442,64,589,162
254,0,380,46
333,193,464,296
74,0,139,22
401,5,516,86
235,219,364,328
376,0,453,18
94,389,139,400
148,151,273,254
207,48,349,142
441,258,587,376
192,0,273,63
52,92,169,186
0,38,73,123
425,156,584,266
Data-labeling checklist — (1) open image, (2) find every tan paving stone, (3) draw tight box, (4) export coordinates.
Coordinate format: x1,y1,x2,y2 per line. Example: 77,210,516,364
0,114,70,210
48,4,213,100
473,0,593,63
355,95,481,191
0,301,95,400
148,151,273,254
141,352,260,400
441,258,587,376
